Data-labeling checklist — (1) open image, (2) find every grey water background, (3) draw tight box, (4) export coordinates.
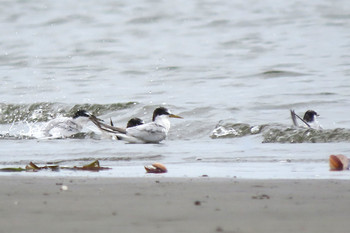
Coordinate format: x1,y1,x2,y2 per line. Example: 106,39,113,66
0,0,350,178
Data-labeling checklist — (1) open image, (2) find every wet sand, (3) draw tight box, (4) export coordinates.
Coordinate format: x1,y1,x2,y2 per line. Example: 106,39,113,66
1,176,349,233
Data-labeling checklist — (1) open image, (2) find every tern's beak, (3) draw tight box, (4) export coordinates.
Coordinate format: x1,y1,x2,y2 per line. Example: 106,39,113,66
169,114,183,119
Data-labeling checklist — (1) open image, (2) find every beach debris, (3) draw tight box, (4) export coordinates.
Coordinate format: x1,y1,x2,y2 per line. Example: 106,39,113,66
0,160,111,172
25,162,59,172
144,162,167,173
329,154,349,171
26,162,39,170
194,200,201,206
0,167,26,172
60,185,68,191
65,160,111,171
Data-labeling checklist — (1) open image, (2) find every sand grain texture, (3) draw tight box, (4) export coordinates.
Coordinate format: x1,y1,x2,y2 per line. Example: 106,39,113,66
1,177,350,233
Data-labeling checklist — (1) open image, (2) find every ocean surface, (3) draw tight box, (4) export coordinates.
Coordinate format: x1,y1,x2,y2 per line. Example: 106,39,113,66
1,0,350,179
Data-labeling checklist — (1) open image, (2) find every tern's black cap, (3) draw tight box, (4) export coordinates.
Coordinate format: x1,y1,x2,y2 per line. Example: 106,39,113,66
127,118,144,128
73,110,90,119
303,110,318,123
152,107,170,121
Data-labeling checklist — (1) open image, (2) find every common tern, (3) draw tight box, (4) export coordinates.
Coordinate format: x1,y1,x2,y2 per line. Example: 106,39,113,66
290,109,322,129
90,107,182,143
41,110,101,138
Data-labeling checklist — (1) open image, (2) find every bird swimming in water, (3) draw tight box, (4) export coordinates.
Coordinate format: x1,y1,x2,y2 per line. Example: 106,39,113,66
290,109,322,129
90,107,182,143
41,110,102,138
126,118,145,128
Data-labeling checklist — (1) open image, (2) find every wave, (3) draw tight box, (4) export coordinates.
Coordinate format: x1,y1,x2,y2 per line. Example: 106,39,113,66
259,70,307,78
0,102,138,124
0,133,35,140
0,131,101,141
210,121,350,143
1,103,349,143
210,121,266,139
262,127,350,143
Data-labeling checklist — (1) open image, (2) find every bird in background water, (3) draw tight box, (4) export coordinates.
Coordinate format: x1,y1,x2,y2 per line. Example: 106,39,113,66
290,109,322,129
41,110,102,138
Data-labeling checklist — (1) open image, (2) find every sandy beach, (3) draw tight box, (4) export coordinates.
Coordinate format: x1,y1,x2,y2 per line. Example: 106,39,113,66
1,176,350,233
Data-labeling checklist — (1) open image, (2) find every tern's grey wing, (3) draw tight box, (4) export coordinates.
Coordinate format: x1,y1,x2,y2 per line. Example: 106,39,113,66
114,133,146,143
90,115,126,134
290,110,310,128
126,123,167,143
290,110,298,127
56,120,80,131
41,118,81,138
43,118,77,132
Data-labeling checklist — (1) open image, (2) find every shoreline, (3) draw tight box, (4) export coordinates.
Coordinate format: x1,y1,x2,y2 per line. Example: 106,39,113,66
1,176,350,233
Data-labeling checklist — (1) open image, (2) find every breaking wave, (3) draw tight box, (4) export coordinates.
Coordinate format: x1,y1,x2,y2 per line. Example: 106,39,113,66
210,121,350,143
210,121,267,139
262,127,350,143
0,102,138,140
0,102,138,124
1,102,350,143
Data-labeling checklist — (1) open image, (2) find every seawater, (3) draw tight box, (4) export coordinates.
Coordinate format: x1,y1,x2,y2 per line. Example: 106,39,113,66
0,0,350,179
